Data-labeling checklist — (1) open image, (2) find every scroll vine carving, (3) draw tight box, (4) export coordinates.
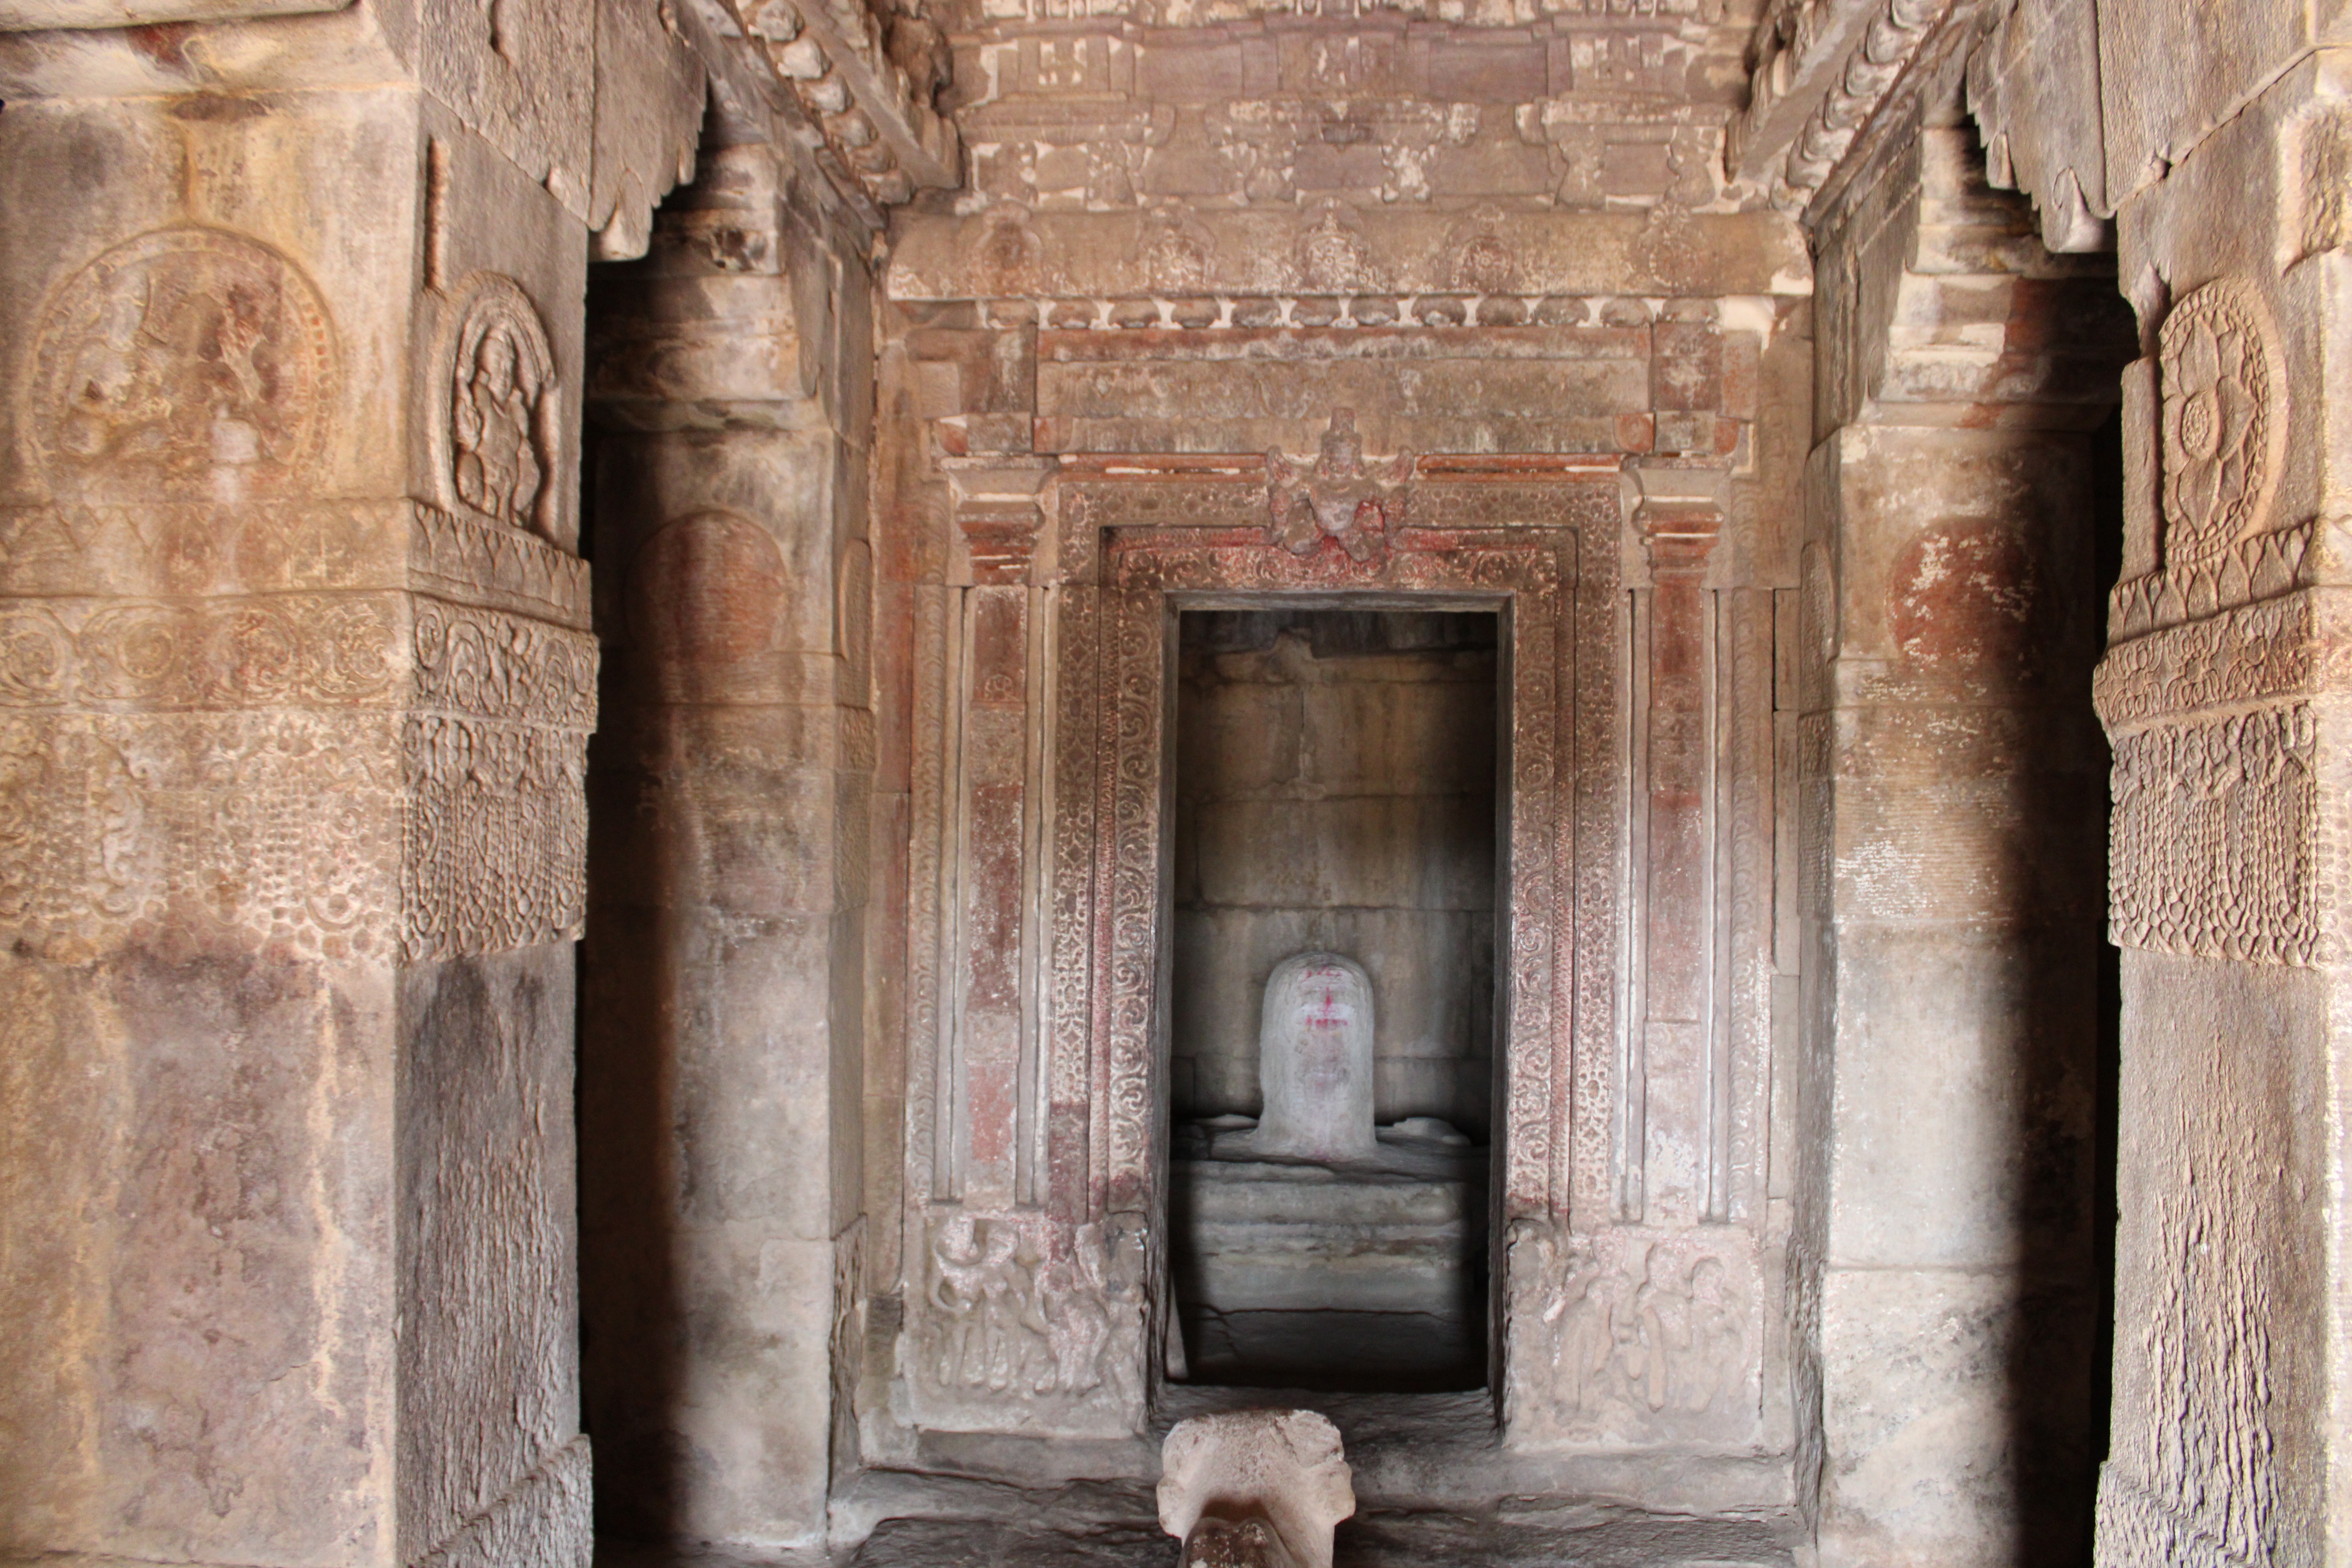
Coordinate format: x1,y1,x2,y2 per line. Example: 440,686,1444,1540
2092,595,2340,727
0,596,394,710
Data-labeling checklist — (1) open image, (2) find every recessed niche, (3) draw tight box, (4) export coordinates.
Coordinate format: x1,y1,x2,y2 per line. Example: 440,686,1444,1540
1167,608,1499,1392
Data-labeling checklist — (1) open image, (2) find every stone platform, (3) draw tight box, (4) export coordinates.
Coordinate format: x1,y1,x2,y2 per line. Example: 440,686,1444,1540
1169,1122,1488,1390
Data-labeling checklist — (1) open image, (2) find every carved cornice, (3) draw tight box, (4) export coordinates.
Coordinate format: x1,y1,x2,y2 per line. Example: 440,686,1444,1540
1731,0,1958,219
728,0,962,214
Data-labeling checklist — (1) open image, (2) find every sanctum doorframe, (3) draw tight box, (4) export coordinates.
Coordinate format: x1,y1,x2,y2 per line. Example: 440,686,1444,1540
902,451,1672,1448
1095,487,1611,1432
907,454,1777,1467
1153,583,1514,1398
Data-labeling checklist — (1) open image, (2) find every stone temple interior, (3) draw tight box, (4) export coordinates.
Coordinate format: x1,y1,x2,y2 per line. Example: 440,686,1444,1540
0,0,2347,1566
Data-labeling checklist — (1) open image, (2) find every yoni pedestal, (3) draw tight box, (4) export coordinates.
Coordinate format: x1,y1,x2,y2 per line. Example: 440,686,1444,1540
1172,951,1487,1387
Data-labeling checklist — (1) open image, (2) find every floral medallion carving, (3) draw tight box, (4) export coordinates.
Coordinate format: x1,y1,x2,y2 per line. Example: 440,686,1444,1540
2158,278,2287,571
433,274,560,543
29,227,335,542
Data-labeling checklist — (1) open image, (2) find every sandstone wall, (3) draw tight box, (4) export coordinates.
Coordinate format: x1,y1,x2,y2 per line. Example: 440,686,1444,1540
1797,69,2131,1563
0,4,705,1563
1958,4,2352,1563
0,4,700,1561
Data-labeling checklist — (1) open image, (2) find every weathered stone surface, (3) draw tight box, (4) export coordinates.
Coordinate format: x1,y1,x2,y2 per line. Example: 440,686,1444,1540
581,131,878,1547
15,7,2352,1568
1800,74,2121,1568
1158,1410,1354,1568
0,41,598,1568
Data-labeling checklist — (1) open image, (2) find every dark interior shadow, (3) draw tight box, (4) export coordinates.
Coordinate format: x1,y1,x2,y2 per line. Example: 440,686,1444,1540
573,258,691,1542
2003,369,2131,1567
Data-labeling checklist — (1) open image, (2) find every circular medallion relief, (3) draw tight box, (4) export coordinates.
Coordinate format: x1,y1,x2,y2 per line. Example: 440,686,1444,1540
29,228,335,526
2158,277,2288,570
432,273,560,542
630,510,788,670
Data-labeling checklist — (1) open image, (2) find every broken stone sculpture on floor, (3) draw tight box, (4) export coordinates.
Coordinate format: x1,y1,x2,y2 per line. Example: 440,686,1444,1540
1159,1409,1355,1568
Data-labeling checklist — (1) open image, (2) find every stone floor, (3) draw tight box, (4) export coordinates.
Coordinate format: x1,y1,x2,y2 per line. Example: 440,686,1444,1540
601,1504,1795,1567
839,1507,1798,1565
597,1387,1803,1568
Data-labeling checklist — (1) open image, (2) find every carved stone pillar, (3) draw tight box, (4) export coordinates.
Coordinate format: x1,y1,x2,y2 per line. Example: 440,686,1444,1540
580,139,876,1544
1800,107,2125,1566
0,7,697,1563
2083,48,2352,1568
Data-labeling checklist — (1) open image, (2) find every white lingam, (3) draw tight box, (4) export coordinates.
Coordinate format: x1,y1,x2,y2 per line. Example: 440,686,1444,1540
1249,951,1378,1163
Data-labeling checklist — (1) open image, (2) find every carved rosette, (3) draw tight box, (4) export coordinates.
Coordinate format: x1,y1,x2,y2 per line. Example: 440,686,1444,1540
432,274,562,546
2158,279,2287,572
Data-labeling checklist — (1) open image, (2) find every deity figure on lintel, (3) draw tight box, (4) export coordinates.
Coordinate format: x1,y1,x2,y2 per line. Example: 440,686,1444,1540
1265,410,1414,563
1249,951,1379,1163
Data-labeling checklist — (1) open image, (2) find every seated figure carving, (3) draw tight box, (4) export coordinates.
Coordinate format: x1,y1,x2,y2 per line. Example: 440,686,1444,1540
1248,951,1379,1164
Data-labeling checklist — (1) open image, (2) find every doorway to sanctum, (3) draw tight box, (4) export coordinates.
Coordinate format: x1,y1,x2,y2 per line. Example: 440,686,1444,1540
1165,607,1501,1392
